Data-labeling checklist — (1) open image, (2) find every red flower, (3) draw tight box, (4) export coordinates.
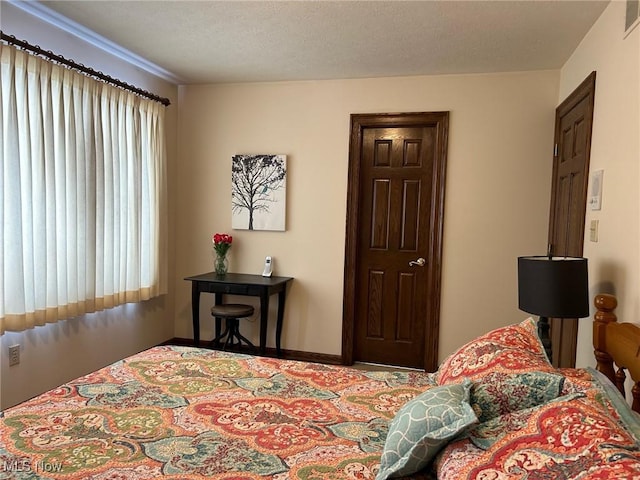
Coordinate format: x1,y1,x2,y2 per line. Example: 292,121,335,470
212,233,233,256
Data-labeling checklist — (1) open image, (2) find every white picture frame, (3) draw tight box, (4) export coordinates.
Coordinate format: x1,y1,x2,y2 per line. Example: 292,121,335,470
231,154,287,231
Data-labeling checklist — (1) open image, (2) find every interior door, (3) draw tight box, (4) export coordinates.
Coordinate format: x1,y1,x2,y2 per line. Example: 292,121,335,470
548,72,596,367
342,112,449,371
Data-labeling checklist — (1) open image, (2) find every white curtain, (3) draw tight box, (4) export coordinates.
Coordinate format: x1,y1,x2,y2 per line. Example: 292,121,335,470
0,43,167,334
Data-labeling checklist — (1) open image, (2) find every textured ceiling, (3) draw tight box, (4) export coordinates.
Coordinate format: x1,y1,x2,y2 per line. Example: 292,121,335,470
38,0,610,85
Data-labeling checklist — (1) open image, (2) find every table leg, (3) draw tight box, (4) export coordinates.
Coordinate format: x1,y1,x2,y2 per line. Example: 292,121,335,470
275,289,287,358
191,282,200,347
259,293,269,356
213,293,223,347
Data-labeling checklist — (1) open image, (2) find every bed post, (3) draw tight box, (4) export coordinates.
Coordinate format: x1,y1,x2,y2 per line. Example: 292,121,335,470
593,293,617,385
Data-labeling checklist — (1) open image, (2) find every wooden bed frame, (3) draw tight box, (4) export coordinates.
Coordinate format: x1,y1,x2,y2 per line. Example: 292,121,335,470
593,293,640,412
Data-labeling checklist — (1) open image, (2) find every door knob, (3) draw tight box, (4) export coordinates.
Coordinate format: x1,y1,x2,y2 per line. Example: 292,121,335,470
409,257,426,267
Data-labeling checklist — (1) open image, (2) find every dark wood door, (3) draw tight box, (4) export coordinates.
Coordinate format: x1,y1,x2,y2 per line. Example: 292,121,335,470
342,112,449,371
548,72,596,367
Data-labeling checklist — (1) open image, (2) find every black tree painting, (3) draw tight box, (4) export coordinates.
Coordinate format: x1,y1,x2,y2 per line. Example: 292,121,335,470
231,154,287,231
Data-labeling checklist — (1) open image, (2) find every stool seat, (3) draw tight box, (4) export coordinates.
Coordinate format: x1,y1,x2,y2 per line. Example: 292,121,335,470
211,304,254,318
210,304,255,352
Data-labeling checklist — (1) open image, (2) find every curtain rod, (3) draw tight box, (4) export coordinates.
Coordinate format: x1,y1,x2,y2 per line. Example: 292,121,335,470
0,31,171,107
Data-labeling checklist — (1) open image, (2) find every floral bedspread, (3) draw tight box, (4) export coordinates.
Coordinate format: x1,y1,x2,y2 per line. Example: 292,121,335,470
0,346,436,479
430,317,640,479
3,342,640,480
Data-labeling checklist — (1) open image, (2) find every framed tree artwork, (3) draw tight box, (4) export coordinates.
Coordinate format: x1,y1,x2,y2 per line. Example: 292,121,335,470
231,154,287,231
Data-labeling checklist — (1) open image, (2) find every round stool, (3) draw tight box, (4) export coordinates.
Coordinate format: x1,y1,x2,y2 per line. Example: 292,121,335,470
210,304,255,352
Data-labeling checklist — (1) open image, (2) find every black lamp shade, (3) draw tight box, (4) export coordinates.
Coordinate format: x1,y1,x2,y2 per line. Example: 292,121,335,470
518,256,589,319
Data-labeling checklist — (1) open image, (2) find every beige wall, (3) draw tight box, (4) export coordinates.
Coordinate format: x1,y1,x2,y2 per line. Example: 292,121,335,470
176,71,559,361
8,1,629,409
560,2,640,367
0,4,178,409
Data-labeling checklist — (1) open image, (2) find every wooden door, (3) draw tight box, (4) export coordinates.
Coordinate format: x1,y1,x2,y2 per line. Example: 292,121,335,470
548,72,596,367
342,112,449,371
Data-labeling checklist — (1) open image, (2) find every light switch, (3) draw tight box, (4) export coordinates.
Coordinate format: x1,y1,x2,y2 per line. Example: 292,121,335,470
590,220,599,242
590,170,604,210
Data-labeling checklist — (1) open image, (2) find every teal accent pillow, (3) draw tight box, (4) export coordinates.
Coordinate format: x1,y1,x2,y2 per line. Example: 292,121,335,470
470,371,565,423
377,379,478,480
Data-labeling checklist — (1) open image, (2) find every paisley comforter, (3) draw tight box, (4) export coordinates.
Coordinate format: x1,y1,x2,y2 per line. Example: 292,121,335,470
0,346,436,479
2,320,640,480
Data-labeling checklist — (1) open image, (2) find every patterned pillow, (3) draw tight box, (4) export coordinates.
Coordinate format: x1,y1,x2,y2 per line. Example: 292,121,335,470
437,393,640,479
437,318,554,385
468,393,584,450
470,370,565,422
377,379,478,480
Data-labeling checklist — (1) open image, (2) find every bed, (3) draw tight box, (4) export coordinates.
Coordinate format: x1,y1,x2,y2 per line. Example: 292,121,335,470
1,293,640,479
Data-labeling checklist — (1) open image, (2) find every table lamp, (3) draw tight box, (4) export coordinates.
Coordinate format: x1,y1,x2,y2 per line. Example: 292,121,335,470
517,256,589,363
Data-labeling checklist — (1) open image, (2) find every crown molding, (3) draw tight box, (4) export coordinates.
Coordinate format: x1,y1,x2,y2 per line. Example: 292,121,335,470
7,0,184,84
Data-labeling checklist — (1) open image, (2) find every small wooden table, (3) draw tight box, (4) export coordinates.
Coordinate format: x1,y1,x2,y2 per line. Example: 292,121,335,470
184,272,293,356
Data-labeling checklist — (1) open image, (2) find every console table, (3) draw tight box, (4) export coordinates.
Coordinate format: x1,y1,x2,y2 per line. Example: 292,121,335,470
184,272,293,356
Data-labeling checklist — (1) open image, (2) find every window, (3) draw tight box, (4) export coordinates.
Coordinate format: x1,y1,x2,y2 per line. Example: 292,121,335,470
0,43,167,334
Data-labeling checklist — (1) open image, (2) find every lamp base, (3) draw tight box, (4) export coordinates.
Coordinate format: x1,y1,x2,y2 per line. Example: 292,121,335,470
538,316,553,363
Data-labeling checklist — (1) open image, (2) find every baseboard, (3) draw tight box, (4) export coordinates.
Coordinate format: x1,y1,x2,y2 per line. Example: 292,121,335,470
161,337,343,365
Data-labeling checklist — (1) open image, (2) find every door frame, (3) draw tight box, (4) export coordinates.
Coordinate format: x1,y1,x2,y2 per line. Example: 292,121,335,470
341,112,449,370
548,71,596,367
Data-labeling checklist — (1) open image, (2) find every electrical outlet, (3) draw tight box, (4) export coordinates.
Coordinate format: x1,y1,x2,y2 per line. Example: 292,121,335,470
8,344,20,366
590,219,599,242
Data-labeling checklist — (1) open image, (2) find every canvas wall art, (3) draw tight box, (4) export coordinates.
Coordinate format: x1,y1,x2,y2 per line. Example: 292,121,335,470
231,154,287,231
